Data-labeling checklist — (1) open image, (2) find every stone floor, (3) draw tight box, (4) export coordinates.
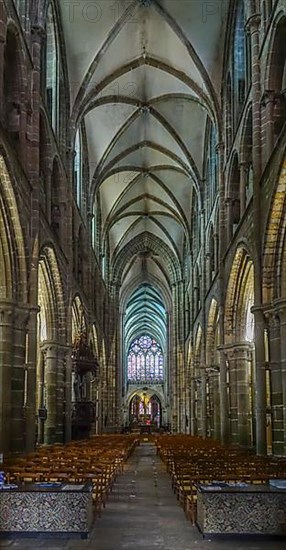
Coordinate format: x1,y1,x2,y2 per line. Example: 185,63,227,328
1,442,285,550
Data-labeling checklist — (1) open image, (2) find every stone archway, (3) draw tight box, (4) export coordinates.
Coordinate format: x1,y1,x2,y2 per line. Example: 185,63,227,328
37,246,66,445
262,154,286,454
127,388,164,431
0,154,28,453
224,246,255,447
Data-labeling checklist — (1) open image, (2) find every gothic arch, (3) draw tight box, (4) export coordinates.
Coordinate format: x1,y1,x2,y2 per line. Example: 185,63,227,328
239,105,253,206
206,298,220,439
264,13,286,142
50,157,63,237
38,245,66,342
91,323,100,359
71,294,86,342
206,298,219,367
262,154,286,303
224,246,254,343
39,112,52,215
281,231,286,299
3,24,26,144
265,11,286,90
194,324,203,364
120,272,172,315
111,232,181,285
0,155,27,302
227,151,241,235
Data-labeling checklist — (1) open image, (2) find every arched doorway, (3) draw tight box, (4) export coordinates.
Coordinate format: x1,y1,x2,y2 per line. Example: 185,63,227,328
129,391,162,430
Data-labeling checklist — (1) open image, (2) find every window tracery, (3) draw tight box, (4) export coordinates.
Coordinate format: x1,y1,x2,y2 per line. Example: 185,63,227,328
127,335,164,383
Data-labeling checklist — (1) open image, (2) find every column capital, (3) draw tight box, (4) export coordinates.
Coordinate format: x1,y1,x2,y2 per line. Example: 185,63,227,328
215,141,224,155
239,159,248,170
57,344,72,360
14,305,30,327
205,365,220,376
273,298,286,321
264,310,280,329
40,341,59,355
245,14,261,34
261,89,277,107
218,342,254,360
250,304,265,316
31,25,46,42
224,197,233,206
0,301,14,322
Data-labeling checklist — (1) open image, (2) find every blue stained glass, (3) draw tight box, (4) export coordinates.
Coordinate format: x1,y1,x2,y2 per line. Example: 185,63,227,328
127,334,164,383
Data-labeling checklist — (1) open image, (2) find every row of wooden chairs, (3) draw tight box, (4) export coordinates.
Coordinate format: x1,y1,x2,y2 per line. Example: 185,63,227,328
4,435,139,518
156,435,286,524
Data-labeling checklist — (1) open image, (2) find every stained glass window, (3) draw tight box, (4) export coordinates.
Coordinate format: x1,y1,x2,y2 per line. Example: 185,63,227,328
127,335,164,383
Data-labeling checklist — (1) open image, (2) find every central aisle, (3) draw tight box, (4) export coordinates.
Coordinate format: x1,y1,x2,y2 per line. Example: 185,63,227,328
5,442,286,550
88,442,285,550
91,441,196,550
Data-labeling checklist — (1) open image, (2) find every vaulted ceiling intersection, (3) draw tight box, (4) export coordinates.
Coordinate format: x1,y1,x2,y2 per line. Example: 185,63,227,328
60,0,227,300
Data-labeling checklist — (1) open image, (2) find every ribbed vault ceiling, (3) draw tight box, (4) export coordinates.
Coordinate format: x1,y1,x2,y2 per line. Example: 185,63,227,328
124,284,166,351
61,0,227,299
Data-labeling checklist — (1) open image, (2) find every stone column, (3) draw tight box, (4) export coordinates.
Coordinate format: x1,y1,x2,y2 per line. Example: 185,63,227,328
267,310,283,455
275,301,286,454
219,347,230,443
0,304,14,453
207,369,220,439
189,373,196,435
201,369,207,438
261,90,276,163
0,3,6,122
253,306,267,455
64,348,72,442
118,311,124,429
171,283,178,432
212,370,221,440
166,310,172,430
247,14,266,455
56,346,68,443
216,140,229,444
239,161,248,214
25,307,38,452
176,280,186,432
37,349,45,445
42,343,58,444
97,381,103,434
225,198,233,244
11,306,30,452
235,344,253,447
185,350,191,434
225,348,238,444
195,377,202,435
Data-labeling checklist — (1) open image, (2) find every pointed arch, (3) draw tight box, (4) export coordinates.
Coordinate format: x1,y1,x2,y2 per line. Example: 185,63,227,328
72,294,86,342
265,13,286,145
0,155,27,302
3,25,26,147
38,245,66,342
206,298,219,367
224,246,254,343
262,155,286,303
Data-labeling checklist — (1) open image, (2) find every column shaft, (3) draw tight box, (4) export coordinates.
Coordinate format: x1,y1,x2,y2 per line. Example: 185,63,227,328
43,344,58,444
0,305,14,452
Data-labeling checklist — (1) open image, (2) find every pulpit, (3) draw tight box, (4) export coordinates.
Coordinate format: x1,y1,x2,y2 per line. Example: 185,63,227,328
71,330,99,440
